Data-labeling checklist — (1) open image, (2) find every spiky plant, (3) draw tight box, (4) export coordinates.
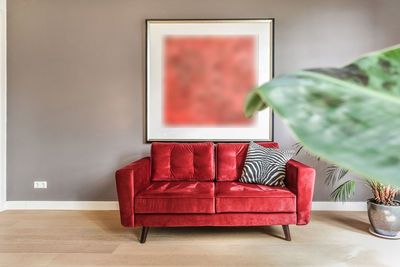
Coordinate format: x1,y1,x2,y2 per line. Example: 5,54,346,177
366,179,399,206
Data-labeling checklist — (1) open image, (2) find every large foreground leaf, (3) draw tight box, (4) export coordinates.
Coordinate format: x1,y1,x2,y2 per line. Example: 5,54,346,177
245,45,400,186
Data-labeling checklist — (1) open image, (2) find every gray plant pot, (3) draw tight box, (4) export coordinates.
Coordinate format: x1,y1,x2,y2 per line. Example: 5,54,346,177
367,199,400,237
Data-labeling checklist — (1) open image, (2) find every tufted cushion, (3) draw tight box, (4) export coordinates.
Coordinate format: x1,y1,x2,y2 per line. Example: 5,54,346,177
216,142,279,181
151,142,215,181
135,182,215,214
215,182,296,213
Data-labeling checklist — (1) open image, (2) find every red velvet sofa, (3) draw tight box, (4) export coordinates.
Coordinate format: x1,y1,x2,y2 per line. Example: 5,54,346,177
116,142,315,243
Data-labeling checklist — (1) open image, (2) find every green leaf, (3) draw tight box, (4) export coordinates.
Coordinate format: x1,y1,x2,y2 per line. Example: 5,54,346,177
293,142,304,156
330,180,355,202
245,45,400,186
325,165,349,186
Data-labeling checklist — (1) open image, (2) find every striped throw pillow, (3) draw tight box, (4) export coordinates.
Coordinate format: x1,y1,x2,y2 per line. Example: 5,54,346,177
239,142,294,187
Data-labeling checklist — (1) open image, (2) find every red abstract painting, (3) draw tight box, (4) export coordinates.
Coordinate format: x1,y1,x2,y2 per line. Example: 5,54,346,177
163,36,256,126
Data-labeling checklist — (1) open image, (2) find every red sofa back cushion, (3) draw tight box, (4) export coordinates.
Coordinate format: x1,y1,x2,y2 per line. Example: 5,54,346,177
216,142,279,181
151,142,215,181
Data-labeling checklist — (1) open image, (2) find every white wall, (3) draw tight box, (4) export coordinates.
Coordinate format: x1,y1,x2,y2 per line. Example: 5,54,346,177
0,0,6,211
6,0,400,203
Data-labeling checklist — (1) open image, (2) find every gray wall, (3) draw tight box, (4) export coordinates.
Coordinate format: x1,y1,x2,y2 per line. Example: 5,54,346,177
7,0,400,201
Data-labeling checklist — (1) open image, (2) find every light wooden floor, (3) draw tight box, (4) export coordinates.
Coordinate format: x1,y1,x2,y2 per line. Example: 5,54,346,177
0,210,398,266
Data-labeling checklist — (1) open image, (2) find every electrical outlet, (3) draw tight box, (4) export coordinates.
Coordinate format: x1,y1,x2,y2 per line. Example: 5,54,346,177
34,181,47,189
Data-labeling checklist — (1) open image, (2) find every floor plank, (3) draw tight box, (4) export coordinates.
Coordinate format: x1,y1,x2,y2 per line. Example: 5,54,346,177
0,210,398,266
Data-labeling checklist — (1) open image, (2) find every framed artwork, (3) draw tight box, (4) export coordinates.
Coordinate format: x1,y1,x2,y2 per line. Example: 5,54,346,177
146,19,274,141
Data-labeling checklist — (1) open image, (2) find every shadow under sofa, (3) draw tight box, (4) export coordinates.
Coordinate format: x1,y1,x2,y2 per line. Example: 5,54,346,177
116,142,316,243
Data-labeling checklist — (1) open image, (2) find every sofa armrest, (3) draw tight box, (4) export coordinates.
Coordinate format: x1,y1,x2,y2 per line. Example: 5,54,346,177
115,157,150,227
285,159,316,225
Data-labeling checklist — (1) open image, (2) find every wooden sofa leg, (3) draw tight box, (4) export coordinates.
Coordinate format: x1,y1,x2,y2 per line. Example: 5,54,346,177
282,225,291,241
140,227,150,243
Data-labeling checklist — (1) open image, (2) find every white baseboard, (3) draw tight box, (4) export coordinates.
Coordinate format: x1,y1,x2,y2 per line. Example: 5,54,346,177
2,201,366,211
312,201,366,211
5,201,119,210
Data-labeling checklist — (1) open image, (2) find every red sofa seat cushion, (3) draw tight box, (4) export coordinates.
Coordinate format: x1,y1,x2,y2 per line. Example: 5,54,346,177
216,142,279,181
216,182,296,213
135,182,215,214
151,142,215,181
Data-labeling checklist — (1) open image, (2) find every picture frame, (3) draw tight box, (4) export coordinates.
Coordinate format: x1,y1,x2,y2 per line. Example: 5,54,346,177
146,18,274,142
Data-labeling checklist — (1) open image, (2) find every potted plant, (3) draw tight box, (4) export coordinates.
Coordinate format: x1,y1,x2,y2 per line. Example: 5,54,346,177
329,174,400,238
366,179,400,238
